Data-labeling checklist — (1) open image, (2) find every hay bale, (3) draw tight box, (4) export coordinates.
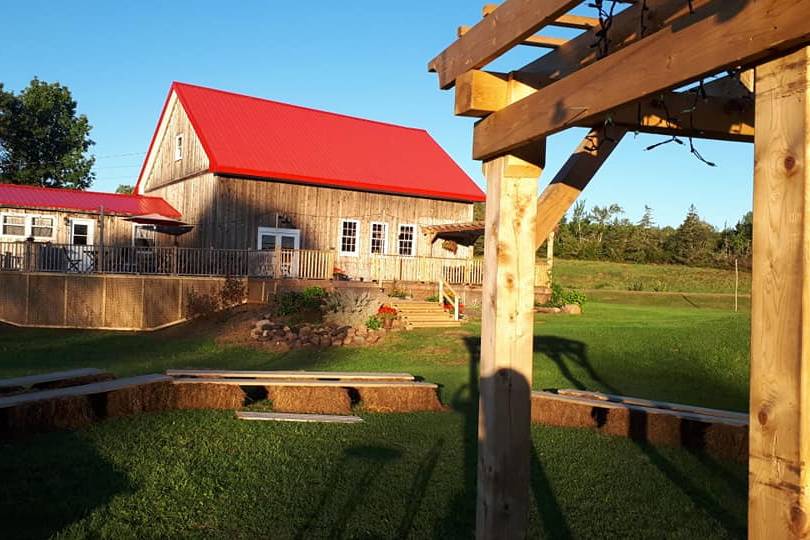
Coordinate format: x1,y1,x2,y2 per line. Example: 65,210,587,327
33,373,116,391
530,393,749,463
266,386,352,414
105,381,177,417
174,383,247,410
357,386,444,413
0,396,95,439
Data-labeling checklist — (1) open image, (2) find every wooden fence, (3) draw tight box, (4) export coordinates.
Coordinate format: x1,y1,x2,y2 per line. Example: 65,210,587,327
0,272,230,331
0,242,551,287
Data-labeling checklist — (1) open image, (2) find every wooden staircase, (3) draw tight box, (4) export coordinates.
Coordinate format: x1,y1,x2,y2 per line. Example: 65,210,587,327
391,300,462,330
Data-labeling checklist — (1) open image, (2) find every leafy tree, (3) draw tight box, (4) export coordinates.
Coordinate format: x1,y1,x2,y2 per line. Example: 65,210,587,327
0,79,95,189
473,202,485,256
115,184,134,194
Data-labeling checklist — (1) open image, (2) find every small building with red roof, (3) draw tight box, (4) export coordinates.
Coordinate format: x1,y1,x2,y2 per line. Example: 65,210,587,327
0,183,180,247
135,82,485,277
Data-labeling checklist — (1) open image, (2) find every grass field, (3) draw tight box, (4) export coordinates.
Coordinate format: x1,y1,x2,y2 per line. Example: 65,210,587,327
554,258,752,295
0,301,750,538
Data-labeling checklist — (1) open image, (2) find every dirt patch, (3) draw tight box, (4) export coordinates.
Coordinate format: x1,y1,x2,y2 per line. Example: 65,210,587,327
266,386,352,414
357,386,444,413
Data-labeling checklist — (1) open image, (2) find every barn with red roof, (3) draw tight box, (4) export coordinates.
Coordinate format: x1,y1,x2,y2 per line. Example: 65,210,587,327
135,82,485,278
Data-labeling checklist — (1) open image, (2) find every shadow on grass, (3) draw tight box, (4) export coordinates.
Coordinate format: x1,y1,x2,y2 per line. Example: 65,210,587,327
295,444,403,539
0,431,132,539
534,335,620,394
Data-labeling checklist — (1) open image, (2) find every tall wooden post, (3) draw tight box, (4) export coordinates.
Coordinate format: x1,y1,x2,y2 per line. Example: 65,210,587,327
477,148,542,539
750,47,810,539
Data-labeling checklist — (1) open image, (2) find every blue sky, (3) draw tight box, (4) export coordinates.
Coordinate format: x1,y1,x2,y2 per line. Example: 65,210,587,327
2,1,753,228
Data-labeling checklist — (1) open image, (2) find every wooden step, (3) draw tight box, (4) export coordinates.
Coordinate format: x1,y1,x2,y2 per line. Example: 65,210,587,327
406,321,463,329
168,370,415,381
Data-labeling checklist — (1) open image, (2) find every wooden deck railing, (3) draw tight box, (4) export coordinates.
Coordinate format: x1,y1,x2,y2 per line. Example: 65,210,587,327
0,242,552,286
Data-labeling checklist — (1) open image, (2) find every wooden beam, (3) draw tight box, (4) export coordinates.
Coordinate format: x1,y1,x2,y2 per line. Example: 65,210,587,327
535,127,626,248
456,70,754,142
457,25,567,49
477,149,542,539
749,47,810,540
482,3,598,29
473,0,810,160
428,0,581,89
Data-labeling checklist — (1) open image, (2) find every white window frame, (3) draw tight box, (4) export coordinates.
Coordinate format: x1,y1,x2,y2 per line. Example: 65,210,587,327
397,223,417,257
0,213,56,241
369,221,388,255
132,224,157,247
174,134,184,161
256,227,301,250
338,219,360,257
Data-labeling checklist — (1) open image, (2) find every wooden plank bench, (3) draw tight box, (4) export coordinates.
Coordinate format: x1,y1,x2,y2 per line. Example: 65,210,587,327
531,391,748,462
167,369,415,381
556,388,748,422
0,374,173,438
235,411,364,424
0,368,114,395
173,378,443,414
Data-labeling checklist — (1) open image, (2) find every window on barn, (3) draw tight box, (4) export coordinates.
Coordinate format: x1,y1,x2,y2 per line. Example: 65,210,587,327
175,134,184,161
369,222,388,254
1,214,27,238
30,216,54,239
398,224,416,256
339,219,359,256
132,224,157,247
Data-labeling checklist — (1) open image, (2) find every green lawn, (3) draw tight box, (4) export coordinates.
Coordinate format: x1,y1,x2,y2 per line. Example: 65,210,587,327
0,302,750,539
554,258,752,295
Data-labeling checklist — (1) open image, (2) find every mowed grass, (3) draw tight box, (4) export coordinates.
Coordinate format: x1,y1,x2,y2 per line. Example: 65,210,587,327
554,258,752,294
0,301,750,539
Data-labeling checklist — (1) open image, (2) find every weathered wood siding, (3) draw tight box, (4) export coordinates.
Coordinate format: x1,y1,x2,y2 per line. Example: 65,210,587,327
141,173,217,247
140,92,209,193
0,207,133,246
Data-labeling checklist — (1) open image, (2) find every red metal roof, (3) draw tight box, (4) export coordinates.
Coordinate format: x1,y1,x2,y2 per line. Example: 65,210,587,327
0,183,181,218
137,82,485,203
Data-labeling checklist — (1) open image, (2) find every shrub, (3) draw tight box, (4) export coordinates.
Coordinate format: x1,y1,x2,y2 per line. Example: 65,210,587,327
547,283,586,308
389,285,408,299
219,276,246,307
272,287,328,317
186,289,219,318
425,294,440,302
627,281,645,291
365,316,382,330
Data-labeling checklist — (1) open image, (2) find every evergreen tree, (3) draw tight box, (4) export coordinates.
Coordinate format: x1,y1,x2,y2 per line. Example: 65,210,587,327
666,205,718,265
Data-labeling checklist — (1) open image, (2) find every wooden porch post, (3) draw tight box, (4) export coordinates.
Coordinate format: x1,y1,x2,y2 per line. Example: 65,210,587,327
749,47,810,539
477,148,542,539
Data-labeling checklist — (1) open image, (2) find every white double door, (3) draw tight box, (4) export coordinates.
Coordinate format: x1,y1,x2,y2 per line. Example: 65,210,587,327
257,227,300,277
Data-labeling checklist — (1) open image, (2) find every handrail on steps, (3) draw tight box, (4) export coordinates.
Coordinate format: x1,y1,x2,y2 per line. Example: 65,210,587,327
438,278,460,321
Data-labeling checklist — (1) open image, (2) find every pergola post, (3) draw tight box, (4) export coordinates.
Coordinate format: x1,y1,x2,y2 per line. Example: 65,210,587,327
750,47,810,539
477,149,542,539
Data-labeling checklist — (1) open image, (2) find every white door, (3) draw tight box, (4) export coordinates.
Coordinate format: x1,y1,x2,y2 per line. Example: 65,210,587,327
256,227,300,277
67,219,96,272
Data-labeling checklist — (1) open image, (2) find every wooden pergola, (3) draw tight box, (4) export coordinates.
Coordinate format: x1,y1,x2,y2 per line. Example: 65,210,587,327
428,1,810,538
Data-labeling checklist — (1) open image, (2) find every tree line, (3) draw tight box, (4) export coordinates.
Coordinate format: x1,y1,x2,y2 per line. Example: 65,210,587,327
555,202,752,269
473,202,753,269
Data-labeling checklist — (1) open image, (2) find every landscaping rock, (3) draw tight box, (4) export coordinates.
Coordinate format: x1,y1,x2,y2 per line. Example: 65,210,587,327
535,307,562,314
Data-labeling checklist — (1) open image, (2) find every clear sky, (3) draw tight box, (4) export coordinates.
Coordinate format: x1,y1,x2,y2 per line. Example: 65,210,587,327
2,0,754,228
